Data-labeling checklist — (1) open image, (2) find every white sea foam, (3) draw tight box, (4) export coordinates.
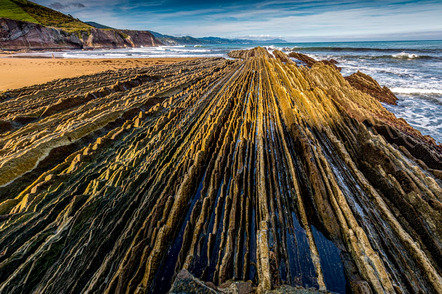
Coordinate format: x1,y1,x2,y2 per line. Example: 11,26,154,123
392,52,420,59
18,46,226,59
391,87,442,95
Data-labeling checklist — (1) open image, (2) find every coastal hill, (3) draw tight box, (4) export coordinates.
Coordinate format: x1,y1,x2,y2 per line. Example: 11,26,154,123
0,48,440,293
147,30,286,46
0,0,92,31
0,0,161,50
85,21,114,30
83,22,260,46
85,21,287,46
0,0,287,50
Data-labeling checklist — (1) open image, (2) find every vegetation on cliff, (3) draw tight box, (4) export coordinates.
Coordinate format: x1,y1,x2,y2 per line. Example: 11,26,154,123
0,0,38,23
0,0,91,31
0,0,162,50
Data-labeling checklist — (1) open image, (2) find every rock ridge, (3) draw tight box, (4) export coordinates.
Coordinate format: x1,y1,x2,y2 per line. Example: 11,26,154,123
0,48,440,294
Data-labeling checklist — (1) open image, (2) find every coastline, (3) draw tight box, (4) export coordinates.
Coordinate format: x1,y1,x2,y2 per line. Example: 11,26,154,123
0,57,196,92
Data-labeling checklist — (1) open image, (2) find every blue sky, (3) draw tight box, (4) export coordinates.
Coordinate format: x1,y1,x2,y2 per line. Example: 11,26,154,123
33,0,442,41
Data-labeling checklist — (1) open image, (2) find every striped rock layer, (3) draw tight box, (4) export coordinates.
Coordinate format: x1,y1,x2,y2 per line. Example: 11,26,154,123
0,48,441,294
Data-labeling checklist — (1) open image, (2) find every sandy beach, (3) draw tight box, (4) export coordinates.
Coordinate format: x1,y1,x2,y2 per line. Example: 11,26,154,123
0,57,196,91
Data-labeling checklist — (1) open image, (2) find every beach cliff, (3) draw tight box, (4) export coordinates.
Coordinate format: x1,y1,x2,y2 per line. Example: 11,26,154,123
0,18,162,50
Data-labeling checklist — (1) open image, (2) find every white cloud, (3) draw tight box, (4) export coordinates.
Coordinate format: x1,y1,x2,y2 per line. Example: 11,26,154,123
33,0,442,40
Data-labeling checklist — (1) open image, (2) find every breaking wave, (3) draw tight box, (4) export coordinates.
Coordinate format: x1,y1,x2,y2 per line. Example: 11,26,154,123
392,52,420,59
291,47,441,54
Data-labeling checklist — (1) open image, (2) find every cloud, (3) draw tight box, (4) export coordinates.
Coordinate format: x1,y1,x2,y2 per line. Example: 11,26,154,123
34,0,442,40
49,2,85,10
237,34,284,41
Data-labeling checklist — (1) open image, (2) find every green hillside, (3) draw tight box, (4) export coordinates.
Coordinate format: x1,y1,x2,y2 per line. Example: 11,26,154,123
0,0,91,31
0,0,39,23
86,21,114,29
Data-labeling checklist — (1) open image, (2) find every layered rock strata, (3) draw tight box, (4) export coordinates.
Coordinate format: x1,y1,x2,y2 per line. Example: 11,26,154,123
0,48,441,294
286,52,397,105
287,52,341,71
345,71,398,105
0,18,161,50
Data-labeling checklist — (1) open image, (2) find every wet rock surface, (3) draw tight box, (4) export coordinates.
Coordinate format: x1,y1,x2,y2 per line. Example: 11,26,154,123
0,48,441,294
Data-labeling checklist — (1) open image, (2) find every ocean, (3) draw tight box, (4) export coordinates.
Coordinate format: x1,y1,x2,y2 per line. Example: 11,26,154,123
15,40,442,143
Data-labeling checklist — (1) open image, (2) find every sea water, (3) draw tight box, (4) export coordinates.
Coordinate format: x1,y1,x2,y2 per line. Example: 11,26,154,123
291,40,442,144
14,40,442,143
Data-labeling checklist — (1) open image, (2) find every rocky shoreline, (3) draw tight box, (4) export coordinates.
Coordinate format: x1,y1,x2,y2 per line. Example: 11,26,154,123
0,48,440,293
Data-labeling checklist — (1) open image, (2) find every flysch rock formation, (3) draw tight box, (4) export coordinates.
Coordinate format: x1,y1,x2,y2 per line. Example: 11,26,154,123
287,52,341,72
0,18,162,50
344,71,398,105
0,48,441,294
286,52,396,105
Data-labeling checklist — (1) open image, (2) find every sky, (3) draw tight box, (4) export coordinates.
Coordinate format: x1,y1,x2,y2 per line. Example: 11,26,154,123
33,0,442,41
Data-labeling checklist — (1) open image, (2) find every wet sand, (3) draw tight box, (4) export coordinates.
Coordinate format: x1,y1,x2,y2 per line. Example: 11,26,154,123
0,57,196,91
